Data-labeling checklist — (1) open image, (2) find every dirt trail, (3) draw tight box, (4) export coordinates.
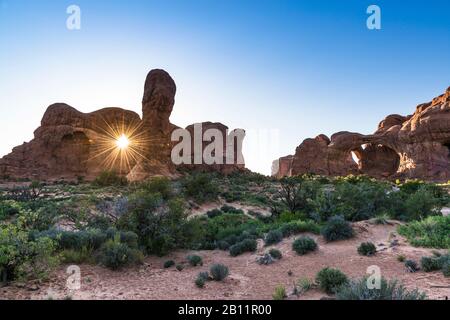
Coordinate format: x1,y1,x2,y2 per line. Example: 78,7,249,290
1,222,449,300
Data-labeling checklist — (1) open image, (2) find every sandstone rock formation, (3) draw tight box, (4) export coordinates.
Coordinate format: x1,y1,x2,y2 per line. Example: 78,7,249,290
0,69,246,182
273,86,450,181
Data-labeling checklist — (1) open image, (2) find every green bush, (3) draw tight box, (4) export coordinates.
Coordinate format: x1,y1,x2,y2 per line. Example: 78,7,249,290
442,262,450,277
0,223,59,282
182,173,220,203
33,228,108,251
321,216,354,242
269,248,282,260
195,276,205,288
357,242,377,256
97,236,142,270
0,201,19,221
206,209,223,219
176,264,184,271
335,277,427,300
61,247,94,264
93,170,128,187
164,260,175,268
187,255,203,266
421,256,442,272
398,216,450,249
221,205,244,215
292,236,317,255
405,260,420,273
118,192,194,256
277,220,321,237
198,271,210,281
420,254,450,272
210,264,229,281
316,267,349,294
140,177,173,200
272,285,287,300
264,229,283,246
229,239,258,257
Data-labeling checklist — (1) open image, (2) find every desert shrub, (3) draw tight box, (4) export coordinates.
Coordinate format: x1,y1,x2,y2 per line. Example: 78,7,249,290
97,236,143,270
264,229,283,246
405,260,420,273
274,177,321,214
210,264,229,281
257,253,276,265
195,276,205,288
140,177,173,200
206,209,223,219
217,240,230,250
316,267,348,294
198,271,210,281
335,277,427,300
61,247,94,264
0,201,19,221
93,170,128,187
182,173,220,203
269,248,282,260
398,216,450,249
272,285,287,300
321,216,354,242
421,256,441,272
229,239,258,257
220,205,243,214
277,220,321,237
176,264,184,271
118,192,193,256
187,255,203,266
0,223,59,282
33,228,108,251
420,254,450,272
397,255,406,262
164,260,175,268
105,228,139,249
442,262,450,277
357,242,377,256
297,277,313,294
292,236,317,255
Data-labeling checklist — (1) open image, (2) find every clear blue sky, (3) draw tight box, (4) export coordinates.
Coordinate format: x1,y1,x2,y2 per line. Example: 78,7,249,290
1,0,449,174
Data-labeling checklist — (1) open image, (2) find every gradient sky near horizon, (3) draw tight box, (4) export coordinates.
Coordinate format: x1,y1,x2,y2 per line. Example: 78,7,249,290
1,0,449,175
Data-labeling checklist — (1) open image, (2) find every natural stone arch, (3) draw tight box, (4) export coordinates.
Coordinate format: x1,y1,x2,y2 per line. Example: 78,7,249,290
359,144,400,177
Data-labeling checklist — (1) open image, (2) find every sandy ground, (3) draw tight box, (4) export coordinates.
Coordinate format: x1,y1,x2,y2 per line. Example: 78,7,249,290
1,221,449,300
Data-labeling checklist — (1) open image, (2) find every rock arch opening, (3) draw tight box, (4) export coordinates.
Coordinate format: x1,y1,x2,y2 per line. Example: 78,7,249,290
359,144,400,177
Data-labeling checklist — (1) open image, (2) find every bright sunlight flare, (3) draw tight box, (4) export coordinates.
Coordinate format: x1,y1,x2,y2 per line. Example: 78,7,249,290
116,134,130,150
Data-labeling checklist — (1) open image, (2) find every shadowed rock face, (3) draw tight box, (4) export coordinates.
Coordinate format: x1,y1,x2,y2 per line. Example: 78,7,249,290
0,69,245,182
273,86,450,181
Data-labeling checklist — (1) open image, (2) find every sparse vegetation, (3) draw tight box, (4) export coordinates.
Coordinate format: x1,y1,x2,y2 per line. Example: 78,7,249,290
93,170,128,187
335,277,427,300
1,172,448,299
398,216,450,249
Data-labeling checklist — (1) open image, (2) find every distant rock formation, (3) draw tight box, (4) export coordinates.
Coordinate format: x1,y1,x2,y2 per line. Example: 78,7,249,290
273,86,450,181
0,69,246,182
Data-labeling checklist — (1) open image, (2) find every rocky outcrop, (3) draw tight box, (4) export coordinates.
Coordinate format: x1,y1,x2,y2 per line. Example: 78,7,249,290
0,69,246,182
273,86,450,181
